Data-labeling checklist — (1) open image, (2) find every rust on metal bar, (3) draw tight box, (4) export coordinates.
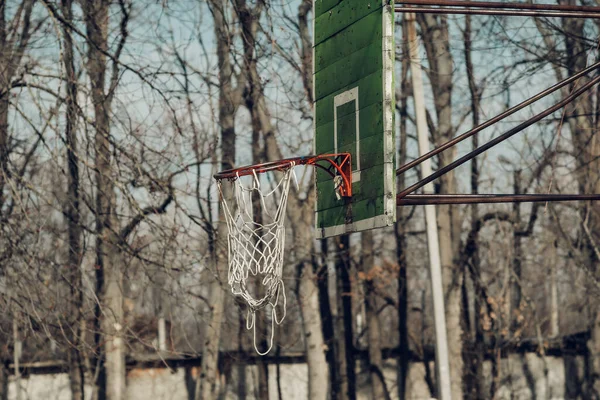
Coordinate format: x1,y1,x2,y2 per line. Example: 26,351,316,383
396,0,600,13
391,0,600,206
397,194,600,206
395,6,600,18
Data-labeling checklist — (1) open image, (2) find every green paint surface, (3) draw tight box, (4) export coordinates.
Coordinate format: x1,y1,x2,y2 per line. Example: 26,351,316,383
315,10,383,72
315,70,383,127
314,42,383,100
314,0,343,18
314,0,395,237
314,0,380,45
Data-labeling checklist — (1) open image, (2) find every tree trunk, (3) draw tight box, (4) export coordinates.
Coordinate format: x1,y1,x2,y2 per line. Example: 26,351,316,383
417,13,463,399
185,367,196,400
197,257,226,400
0,100,8,395
246,38,269,399
251,192,269,398
0,1,7,211
0,0,34,211
83,2,125,398
334,238,350,400
0,100,7,212
197,1,241,398
13,320,21,400
531,5,600,393
318,240,339,398
297,0,313,105
550,241,559,338
557,7,600,395
0,4,35,400
194,107,227,397
334,235,356,400
297,261,328,400
362,231,387,399
396,18,412,399
0,362,7,400
62,0,85,397
297,1,329,396
101,248,125,400
396,19,411,400
462,15,484,398
237,313,247,400
511,171,523,338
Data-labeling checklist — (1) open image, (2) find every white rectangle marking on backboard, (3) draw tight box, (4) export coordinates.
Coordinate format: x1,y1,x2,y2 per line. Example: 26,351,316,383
334,87,361,183
382,1,395,224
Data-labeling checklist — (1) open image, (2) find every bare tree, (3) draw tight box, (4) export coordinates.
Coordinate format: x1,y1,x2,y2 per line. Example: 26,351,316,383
416,12,463,398
81,1,131,397
231,0,329,396
396,17,412,400
196,0,245,398
461,14,485,398
361,231,389,399
0,1,38,397
60,0,84,398
530,5,600,394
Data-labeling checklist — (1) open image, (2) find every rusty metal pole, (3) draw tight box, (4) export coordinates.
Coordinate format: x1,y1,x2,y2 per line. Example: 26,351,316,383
395,6,600,18
397,193,600,205
394,0,600,18
396,0,600,13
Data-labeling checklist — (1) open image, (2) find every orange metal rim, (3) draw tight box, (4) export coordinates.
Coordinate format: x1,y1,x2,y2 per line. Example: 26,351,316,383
214,153,353,197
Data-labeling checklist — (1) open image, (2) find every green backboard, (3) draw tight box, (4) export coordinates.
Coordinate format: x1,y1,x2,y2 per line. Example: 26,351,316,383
313,0,396,238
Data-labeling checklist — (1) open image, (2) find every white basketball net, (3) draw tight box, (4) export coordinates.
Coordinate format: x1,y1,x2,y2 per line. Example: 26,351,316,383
216,163,297,355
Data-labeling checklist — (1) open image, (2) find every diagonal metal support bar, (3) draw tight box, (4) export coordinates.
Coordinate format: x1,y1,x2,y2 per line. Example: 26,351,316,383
395,6,600,18
396,60,600,176
397,73,600,200
394,0,600,18
398,194,600,206
396,0,600,12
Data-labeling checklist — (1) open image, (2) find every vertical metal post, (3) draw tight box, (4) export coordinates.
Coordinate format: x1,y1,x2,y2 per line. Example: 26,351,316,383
406,13,452,399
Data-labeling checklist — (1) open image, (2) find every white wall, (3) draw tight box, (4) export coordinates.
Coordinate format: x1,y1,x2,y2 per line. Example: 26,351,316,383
6,355,584,400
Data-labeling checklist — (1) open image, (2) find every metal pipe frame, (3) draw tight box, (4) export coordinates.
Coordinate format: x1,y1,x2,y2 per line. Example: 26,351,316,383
394,62,600,205
397,0,600,12
394,0,600,18
395,6,600,18
398,73,600,199
391,1,600,206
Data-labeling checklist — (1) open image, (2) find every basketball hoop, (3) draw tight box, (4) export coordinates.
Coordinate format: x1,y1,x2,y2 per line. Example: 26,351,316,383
214,154,351,354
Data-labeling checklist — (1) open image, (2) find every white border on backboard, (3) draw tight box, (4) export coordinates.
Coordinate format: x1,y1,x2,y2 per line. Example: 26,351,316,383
334,87,361,183
317,214,394,237
381,0,396,228
314,1,395,239
312,0,316,157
